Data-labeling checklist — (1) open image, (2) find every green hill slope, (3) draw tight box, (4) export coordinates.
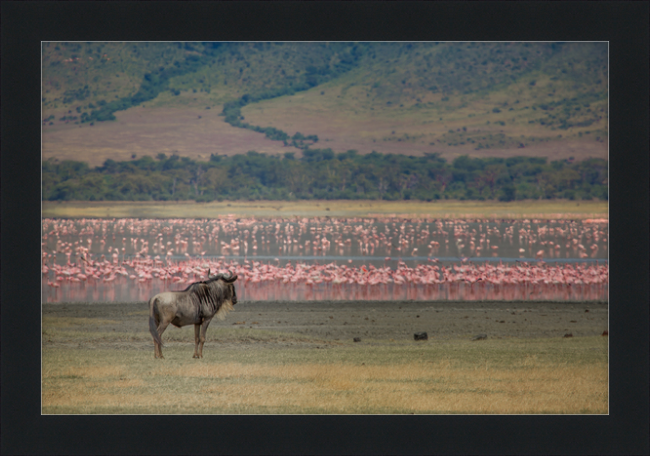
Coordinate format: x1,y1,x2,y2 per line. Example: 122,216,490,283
42,42,364,114
42,42,608,165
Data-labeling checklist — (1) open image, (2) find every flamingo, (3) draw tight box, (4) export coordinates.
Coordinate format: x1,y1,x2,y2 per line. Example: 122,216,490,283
43,217,608,302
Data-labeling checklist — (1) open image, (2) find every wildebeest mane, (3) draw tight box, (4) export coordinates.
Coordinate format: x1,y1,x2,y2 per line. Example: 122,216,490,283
181,273,237,320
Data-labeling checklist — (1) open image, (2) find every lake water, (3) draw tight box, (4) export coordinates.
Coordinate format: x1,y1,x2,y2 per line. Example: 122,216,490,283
42,217,608,302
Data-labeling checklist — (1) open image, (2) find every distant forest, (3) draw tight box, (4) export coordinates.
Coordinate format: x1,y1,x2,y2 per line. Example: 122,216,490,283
43,150,608,202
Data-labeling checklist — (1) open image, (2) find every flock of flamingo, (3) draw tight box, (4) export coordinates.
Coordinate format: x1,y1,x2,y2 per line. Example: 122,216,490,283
42,217,608,302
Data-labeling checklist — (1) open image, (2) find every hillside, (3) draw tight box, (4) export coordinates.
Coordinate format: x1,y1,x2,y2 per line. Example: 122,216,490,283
42,42,608,166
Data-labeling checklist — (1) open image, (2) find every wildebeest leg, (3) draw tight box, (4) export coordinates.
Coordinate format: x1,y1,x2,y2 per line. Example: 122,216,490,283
193,324,201,358
153,336,163,359
155,319,171,359
197,319,212,358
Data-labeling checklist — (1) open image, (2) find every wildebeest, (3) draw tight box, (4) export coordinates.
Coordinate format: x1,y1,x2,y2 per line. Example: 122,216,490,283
148,272,238,359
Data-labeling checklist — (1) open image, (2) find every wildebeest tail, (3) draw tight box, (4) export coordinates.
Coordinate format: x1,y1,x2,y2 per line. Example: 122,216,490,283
149,298,164,346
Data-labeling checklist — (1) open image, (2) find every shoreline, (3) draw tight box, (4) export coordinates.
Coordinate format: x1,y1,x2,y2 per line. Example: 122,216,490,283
42,199,608,219
42,300,609,341
43,300,609,307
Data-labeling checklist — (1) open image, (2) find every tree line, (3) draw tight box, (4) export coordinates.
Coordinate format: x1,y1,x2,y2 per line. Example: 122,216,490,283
220,47,363,145
76,48,222,124
42,151,608,202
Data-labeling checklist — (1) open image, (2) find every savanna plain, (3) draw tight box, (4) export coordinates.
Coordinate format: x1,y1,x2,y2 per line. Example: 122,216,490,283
42,300,608,414
41,42,609,414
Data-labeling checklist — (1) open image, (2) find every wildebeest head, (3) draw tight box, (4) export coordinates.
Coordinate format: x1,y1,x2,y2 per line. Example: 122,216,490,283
207,272,238,314
183,272,238,320
210,272,238,306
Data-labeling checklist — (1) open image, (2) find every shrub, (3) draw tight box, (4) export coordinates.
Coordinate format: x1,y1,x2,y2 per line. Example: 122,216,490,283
498,185,516,202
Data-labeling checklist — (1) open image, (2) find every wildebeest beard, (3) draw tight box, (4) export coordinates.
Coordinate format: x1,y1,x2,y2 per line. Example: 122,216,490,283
182,274,238,321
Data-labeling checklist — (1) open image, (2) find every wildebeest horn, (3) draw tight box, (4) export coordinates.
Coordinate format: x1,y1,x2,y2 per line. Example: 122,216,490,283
208,272,237,282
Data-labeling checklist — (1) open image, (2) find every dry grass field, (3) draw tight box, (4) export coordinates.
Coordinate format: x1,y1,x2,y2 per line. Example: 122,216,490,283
42,347,608,414
42,104,608,167
240,80,608,162
42,105,289,167
42,301,608,414
41,199,608,219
